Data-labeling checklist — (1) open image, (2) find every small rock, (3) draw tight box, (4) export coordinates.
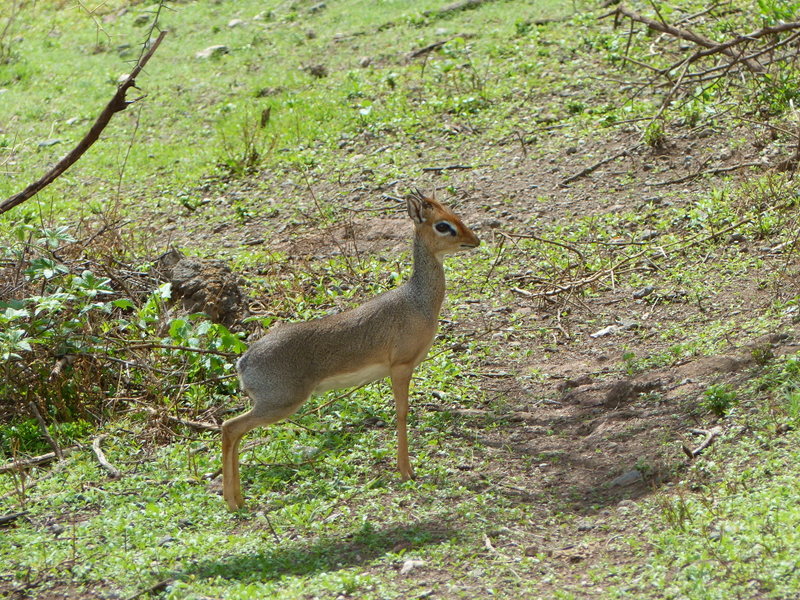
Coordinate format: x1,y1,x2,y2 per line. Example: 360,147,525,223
228,18,246,28
399,558,425,575
576,519,594,532
196,45,229,59
133,14,151,26
48,523,66,536
37,138,62,147
639,229,660,241
728,232,747,244
590,325,618,338
158,535,176,547
524,545,540,557
618,318,640,331
308,1,327,12
302,64,328,78
609,469,643,487
359,56,372,68
633,285,655,299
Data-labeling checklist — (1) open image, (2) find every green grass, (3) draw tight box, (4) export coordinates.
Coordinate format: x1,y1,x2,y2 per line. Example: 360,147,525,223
0,0,574,220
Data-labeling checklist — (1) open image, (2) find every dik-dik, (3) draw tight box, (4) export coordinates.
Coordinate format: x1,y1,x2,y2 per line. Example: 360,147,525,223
222,191,480,510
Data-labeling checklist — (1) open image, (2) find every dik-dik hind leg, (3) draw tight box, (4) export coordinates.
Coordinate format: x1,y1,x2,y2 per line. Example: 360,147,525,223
390,364,415,481
221,395,308,510
221,411,264,511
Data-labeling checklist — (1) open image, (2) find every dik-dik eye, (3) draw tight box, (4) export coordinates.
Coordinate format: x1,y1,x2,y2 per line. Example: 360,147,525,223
434,221,457,236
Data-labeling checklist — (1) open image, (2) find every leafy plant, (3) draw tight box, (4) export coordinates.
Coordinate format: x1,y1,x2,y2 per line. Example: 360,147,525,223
643,119,667,148
702,384,738,417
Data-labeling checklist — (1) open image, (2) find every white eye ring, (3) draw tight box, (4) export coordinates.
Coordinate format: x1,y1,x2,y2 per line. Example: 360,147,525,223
434,221,457,236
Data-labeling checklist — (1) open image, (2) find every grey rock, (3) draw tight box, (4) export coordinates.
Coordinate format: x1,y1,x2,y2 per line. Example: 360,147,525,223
729,232,747,244
609,469,643,487
633,285,655,299
196,45,229,59
400,559,425,575
576,519,594,532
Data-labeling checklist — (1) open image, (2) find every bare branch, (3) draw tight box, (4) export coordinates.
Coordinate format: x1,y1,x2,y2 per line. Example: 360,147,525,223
604,5,767,73
0,30,168,215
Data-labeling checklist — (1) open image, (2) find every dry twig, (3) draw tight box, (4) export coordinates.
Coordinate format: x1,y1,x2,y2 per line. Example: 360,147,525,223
91,435,122,479
682,426,722,460
0,511,28,527
646,161,762,187
560,145,639,187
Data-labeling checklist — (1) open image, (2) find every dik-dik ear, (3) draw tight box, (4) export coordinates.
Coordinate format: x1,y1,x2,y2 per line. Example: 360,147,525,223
407,189,434,224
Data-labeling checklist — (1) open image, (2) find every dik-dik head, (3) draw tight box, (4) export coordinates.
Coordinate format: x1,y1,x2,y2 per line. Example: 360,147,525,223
407,190,480,259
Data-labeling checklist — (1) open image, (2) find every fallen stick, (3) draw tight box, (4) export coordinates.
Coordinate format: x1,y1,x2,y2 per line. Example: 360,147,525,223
646,161,761,187
682,426,722,460
407,35,461,60
0,511,29,527
0,447,78,474
92,435,121,479
422,165,475,172
560,146,638,187
125,578,176,600
438,0,494,16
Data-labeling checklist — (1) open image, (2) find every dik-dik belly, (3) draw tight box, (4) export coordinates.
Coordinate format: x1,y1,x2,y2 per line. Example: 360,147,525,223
312,363,391,395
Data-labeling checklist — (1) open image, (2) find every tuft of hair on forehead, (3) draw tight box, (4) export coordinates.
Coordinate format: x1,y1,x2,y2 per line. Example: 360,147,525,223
407,188,451,223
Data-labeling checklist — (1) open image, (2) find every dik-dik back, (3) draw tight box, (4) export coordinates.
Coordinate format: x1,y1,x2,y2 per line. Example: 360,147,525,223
222,191,480,510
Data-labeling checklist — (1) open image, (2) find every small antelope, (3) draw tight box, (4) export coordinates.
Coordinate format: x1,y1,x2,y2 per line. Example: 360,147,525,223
222,190,480,510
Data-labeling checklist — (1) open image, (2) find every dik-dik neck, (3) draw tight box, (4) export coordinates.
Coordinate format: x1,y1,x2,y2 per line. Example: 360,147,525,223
406,236,446,318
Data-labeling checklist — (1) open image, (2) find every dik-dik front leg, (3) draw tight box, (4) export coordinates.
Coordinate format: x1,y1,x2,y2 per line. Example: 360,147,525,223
390,364,415,481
